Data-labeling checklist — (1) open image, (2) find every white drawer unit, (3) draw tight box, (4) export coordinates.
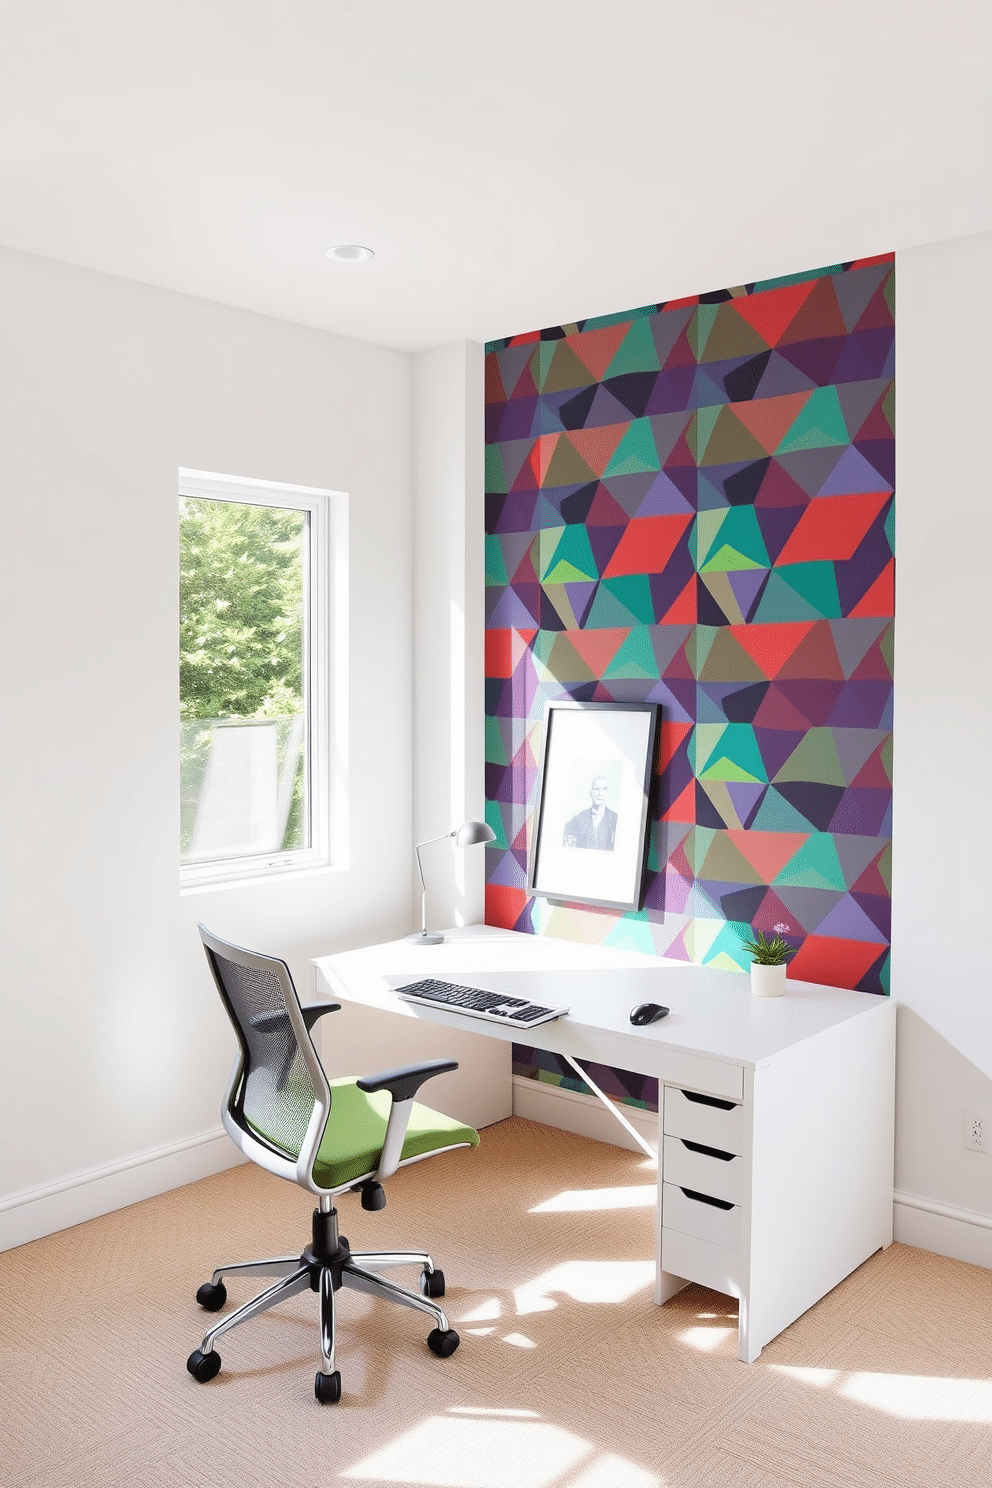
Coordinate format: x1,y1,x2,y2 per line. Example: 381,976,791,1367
662,1181,743,1250
661,1228,742,1300
659,1084,746,1313
662,1134,743,1206
663,1086,744,1154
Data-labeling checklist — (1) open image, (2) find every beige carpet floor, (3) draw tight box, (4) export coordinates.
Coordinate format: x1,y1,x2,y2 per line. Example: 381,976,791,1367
2,1117,990,1488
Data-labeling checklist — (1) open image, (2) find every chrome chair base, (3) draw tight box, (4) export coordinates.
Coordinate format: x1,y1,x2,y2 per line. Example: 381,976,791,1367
188,1204,457,1401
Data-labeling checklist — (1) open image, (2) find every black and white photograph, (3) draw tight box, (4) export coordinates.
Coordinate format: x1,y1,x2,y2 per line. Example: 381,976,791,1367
528,702,660,910
562,764,621,851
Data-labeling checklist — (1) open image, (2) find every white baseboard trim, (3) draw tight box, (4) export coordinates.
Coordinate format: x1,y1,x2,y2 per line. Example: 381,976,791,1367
512,1075,659,1155
893,1189,992,1269
0,1128,245,1253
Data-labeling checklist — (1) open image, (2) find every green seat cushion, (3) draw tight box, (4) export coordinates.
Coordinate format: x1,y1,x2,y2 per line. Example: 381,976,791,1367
311,1078,480,1190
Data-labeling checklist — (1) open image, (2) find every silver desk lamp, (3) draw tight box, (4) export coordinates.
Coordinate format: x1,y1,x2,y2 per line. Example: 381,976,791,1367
407,819,496,945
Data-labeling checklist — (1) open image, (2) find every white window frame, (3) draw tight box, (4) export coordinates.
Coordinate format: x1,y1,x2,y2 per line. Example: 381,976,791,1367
179,468,348,890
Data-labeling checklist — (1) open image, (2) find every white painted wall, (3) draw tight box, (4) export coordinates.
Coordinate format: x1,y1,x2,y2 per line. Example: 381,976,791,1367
410,342,487,932
308,341,507,1150
891,229,992,1265
0,246,414,1247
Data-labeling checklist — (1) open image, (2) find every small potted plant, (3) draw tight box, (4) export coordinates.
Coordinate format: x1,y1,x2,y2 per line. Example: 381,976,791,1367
742,923,794,997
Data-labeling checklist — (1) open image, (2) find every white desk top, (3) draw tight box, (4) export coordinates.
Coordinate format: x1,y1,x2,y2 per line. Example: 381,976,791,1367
313,925,892,1080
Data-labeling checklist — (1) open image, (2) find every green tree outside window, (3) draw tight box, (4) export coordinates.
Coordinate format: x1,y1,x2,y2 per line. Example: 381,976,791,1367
180,497,308,858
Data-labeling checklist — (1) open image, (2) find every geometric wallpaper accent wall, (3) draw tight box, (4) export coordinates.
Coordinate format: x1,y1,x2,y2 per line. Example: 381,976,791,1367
483,256,894,1108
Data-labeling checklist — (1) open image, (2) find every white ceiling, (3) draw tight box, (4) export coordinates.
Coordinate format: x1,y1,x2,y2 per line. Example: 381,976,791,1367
0,1,989,352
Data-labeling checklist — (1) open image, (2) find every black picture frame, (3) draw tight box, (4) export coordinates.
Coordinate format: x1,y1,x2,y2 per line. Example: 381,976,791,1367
526,701,660,912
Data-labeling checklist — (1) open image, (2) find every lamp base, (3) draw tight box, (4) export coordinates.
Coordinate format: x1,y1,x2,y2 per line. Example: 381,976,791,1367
405,930,445,946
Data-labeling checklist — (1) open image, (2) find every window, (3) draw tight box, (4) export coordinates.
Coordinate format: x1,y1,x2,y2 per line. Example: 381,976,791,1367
179,469,346,886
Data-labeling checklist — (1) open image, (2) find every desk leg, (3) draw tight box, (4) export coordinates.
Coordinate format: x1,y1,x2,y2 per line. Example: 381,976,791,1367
655,1158,690,1305
740,1315,767,1363
737,1294,762,1363
656,1270,691,1305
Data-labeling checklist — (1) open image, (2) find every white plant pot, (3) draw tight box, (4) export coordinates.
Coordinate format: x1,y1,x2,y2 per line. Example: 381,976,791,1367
751,962,787,997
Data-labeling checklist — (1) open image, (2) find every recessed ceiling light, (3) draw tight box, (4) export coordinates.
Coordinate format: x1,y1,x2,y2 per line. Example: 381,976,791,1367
324,244,375,263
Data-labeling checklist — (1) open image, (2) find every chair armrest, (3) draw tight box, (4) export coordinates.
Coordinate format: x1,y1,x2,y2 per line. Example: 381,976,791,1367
356,1059,458,1104
301,1002,341,1031
357,1059,459,1183
248,1002,340,1036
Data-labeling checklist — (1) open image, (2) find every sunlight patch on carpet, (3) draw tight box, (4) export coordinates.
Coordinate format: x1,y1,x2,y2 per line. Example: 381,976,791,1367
770,1365,992,1421
514,1259,655,1314
340,1410,665,1488
530,1185,655,1212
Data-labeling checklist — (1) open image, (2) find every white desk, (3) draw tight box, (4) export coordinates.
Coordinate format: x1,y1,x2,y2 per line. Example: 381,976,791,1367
313,924,896,1363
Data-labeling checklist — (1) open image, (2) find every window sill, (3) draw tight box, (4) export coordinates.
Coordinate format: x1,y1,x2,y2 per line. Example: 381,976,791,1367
180,855,343,895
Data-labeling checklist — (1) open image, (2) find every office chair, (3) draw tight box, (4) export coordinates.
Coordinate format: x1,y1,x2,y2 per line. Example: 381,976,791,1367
188,924,480,1404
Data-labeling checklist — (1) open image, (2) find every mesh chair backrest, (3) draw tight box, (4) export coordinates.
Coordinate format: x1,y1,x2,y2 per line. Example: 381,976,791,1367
204,943,319,1162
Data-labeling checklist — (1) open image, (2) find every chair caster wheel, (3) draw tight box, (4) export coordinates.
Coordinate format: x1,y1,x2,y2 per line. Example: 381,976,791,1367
187,1349,222,1382
421,1267,445,1298
427,1327,459,1358
315,1369,342,1404
195,1281,227,1311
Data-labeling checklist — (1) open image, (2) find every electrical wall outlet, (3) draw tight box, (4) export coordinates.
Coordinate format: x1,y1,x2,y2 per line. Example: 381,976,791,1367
964,1110,991,1153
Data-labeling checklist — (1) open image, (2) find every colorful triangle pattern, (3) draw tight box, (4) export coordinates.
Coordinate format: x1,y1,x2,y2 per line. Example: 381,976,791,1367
485,257,894,1100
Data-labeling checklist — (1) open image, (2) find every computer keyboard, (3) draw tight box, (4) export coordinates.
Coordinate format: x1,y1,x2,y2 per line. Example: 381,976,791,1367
397,978,568,1028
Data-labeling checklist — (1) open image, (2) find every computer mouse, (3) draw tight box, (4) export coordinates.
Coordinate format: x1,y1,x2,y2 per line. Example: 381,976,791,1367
630,1002,669,1025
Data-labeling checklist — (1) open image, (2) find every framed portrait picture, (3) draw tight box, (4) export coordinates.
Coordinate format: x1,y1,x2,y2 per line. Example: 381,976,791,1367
526,701,661,912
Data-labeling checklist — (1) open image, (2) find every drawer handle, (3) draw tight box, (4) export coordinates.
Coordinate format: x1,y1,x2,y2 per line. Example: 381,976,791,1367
681,1089,738,1112
680,1187,734,1211
681,1138,735,1162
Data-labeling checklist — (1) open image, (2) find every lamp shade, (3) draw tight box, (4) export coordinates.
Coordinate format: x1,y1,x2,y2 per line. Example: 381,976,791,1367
454,820,496,848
